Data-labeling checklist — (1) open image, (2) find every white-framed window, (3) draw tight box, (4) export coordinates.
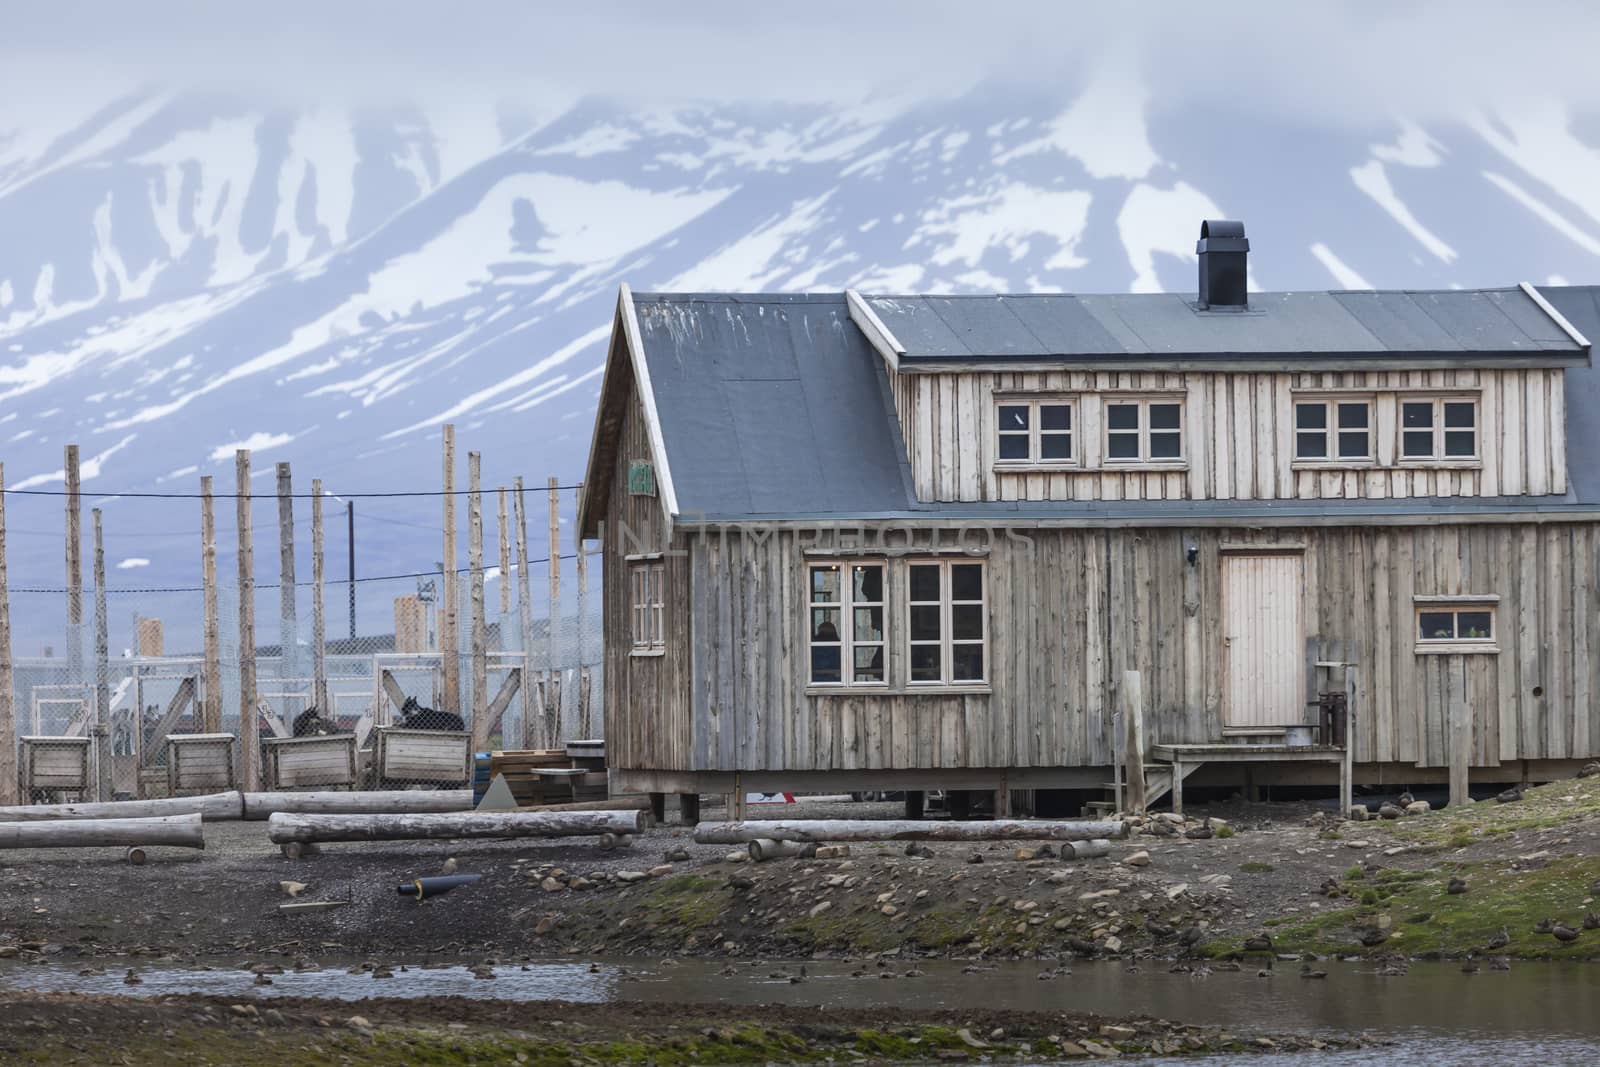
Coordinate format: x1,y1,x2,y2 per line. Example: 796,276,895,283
1294,397,1373,462
1103,397,1184,464
629,561,664,654
907,559,986,685
1400,396,1479,461
1414,600,1497,653
808,562,887,686
995,397,1075,465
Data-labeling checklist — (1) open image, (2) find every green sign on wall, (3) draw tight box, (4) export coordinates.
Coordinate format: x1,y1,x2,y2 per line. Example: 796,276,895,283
627,460,656,496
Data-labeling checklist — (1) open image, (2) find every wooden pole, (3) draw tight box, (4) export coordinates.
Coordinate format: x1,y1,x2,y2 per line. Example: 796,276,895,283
0,812,206,851
64,444,83,686
199,476,222,733
1448,661,1470,810
1121,670,1146,815
275,463,297,680
546,475,560,744
265,807,644,844
497,487,511,620
92,509,111,802
0,462,15,806
236,450,259,792
693,818,1130,844
574,485,589,738
0,791,244,822
1342,666,1358,819
242,789,472,819
513,477,534,747
311,479,328,715
440,425,459,714
468,452,488,746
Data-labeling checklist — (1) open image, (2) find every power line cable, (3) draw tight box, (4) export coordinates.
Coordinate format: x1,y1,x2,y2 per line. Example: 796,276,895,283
3,483,582,500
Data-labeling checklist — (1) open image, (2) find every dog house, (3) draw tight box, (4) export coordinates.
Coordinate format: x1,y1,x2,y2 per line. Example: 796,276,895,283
374,726,471,788
165,733,238,795
20,736,93,801
263,734,359,790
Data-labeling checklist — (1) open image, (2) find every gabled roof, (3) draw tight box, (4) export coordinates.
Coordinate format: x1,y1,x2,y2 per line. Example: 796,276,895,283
857,287,1588,369
622,292,918,521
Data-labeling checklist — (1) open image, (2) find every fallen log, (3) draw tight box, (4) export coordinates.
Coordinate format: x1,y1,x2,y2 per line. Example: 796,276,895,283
693,818,1128,845
1061,839,1111,860
516,796,651,815
0,791,244,822
242,790,472,819
266,808,646,844
748,839,817,862
0,813,205,850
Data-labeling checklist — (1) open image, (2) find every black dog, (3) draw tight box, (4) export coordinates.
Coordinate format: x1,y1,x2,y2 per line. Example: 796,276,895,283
397,696,466,733
292,707,335,737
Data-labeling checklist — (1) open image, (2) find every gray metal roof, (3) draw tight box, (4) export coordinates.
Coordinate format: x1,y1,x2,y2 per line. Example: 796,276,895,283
631,293,917,519
864,289,1586,365
1538,286,1600,506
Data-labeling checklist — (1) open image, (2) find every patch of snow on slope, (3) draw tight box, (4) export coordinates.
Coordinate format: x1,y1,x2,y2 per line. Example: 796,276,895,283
1471,102,1600,228
1117,181,1225,293
207,431,295,461
1371,120,1444,167
134,116,266,286
535,124,639,158
1481,172,1600,257
0,91,173,200
280,109,358,253
1309,242,1373,289
667,192,834,290
995,73,1159,180
380,323,609,438
92,193,160,301
1349,160,1457,264
907,181,1091,272
8,433,136,489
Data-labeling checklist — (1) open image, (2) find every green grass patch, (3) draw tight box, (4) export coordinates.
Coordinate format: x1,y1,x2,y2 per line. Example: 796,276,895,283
1238,861,1275,874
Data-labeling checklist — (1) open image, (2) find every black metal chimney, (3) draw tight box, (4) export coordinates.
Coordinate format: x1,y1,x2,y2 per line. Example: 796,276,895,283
1196,220,1248,309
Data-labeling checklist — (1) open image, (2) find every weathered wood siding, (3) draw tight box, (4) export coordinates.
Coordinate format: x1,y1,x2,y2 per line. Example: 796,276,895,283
600,379,693,771
614,522,1600,774
890,369,1568,502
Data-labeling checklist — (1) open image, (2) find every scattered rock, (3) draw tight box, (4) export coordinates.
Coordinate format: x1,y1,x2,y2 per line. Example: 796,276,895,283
1496,786,1524,804
724,850,749,864
815,845,851,859
346,1015,372,1031
809,901,833,918
1016,847,1038,861
540,877,564,893
1102,935,1123,953
534,915,557,935
278,881,307,898
1405,801,1432,815
440,857,458,874
666,848,692,863
1348,805,1369,821
1378,803,1403,820
1122,850,1151,867
647,865,674,878
616,871,648,883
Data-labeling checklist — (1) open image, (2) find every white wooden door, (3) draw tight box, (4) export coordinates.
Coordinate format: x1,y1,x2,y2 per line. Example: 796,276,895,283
1222,553,1304,728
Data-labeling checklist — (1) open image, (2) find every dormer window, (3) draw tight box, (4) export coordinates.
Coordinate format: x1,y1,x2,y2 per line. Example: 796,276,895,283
1295,398,1374,462
995,397,1075,466
1401,397,1478,462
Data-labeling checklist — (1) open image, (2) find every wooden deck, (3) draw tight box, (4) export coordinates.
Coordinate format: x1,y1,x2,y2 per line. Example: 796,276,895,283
1150,742,1351,816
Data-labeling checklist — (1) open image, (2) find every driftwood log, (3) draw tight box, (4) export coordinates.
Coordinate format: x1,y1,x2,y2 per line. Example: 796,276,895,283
518,796,651,815
0,812,205,850
266,808,645,844
0,791,243,822
748,839,817,862
693,818,1129,845
242,790,473,820
1061,839,1112,860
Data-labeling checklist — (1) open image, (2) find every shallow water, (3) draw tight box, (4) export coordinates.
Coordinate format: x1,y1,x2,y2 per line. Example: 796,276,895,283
3,957,1597,1063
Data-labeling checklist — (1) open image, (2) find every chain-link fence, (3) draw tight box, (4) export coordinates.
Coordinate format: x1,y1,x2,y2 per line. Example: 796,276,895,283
1,478,603,803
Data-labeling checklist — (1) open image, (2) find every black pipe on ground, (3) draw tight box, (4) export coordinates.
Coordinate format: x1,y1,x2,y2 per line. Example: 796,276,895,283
397,874,482,900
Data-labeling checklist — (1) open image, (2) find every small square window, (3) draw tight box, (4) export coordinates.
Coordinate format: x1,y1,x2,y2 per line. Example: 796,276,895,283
1102,398,1184,464
1398,397,1478,462
1414,601,1497,653
1295,398,1373,463
994,398,1077,467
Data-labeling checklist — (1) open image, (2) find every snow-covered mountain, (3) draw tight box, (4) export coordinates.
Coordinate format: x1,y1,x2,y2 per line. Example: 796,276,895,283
2,81,1598,645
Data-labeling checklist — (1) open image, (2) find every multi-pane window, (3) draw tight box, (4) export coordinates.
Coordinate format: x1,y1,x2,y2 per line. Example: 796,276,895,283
908,560,986,685
1294,399,1373,461
808,563,887,686
1416,602,1496,650
1104,398,1183,463
996,399,1074,464
1401,397,1478,460
629,561,664,653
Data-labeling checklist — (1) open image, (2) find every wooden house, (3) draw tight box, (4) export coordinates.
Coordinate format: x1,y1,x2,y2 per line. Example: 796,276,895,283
578,221,1600,818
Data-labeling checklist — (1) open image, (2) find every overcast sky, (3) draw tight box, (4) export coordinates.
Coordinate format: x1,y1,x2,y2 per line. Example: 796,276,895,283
6,0,1600,125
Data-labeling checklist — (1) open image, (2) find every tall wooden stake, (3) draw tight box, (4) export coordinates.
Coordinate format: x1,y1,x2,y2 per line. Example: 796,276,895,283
440,425,459,714
497,487,511,620
199,476,222,733
0,463,17,805
92,509,111,801
513,477,534,747
468,452,487,745
275,463,297,680
311,479,328,715
236,451,260,791
65,444,83,685
1121,670,1146,814
574,486,590,738
546,475,561,746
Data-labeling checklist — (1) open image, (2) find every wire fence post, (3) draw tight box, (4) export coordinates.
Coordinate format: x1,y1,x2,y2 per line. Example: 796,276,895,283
440,425,460,716
0,461,16,806
200,476,222,733
546,475,560,747
469,451,487,746
311,478,328,715
276,463,298,682
236,450,260,792
92,509,112,801
513,476,534,748
64,444,83,689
